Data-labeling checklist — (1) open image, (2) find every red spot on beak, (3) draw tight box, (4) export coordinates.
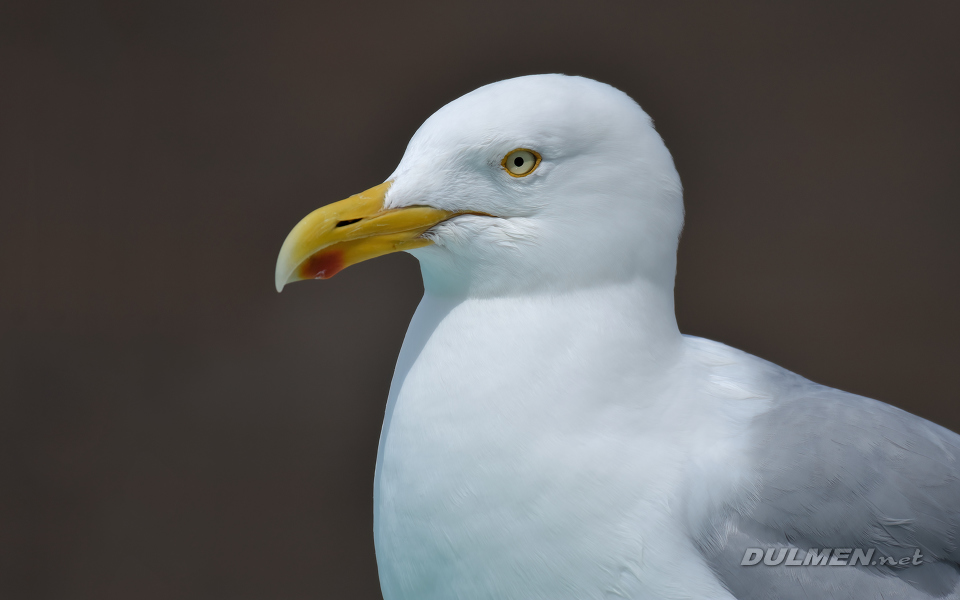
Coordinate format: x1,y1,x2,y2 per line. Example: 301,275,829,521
300,251,345,280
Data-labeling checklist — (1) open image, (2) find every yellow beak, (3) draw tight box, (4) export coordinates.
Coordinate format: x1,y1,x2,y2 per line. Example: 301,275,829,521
275,181,456,292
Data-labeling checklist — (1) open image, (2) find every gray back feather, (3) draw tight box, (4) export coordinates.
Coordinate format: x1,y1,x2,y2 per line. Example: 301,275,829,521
697,375,960,599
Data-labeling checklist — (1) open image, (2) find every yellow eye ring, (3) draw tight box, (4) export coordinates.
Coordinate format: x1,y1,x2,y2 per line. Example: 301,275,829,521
501,148,541,177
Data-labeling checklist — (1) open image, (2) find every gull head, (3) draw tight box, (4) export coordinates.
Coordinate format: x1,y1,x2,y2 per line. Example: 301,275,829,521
275,74,684,297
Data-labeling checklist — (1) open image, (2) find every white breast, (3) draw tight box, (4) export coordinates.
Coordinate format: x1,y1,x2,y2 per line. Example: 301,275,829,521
373,288,758,600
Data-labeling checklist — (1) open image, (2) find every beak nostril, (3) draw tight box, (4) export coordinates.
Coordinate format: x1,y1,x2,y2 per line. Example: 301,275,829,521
335,218,362,228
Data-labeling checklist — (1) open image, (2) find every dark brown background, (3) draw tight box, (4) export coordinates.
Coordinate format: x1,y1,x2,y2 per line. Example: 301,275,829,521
2,1,958,598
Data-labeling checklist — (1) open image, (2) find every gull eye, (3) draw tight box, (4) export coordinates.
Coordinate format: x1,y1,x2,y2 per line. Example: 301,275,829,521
502,148,541,177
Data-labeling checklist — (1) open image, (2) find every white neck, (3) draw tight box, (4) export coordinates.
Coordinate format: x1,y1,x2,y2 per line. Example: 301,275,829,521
375,278,684,499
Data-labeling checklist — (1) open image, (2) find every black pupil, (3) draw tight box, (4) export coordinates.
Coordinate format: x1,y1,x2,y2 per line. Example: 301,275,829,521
513,156,524,167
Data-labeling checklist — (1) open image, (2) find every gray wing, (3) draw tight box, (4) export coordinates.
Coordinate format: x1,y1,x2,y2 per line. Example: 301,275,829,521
697,376,960,600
